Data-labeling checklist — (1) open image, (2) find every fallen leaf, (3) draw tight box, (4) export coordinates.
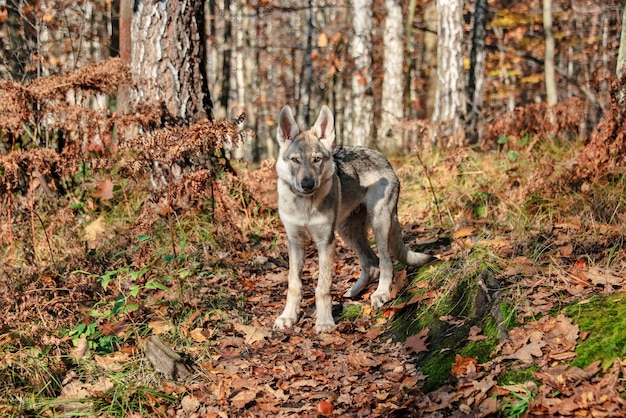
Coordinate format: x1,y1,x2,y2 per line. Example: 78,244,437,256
234,322,270,345
453,226,475,239
503,341,545,363
84,216,106,249
557,243,574,257
230,389,257,409
317,400,333,415
148,320,172,335
181,395,200,414
94,351,129,371
468,325,486,342
587,266,623,287
405,328,430,354
70,337,89,359
190,327,210,343
94,179,114,200
451,355,478,376
317,32,328,48
390,270,407,299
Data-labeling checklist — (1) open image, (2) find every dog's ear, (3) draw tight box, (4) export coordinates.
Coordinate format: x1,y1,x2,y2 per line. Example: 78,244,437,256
313,105,335,150
277,106,300,147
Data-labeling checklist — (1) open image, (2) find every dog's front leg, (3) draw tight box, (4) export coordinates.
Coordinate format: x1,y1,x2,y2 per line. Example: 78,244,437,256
314,235,336,332
274,236,305,329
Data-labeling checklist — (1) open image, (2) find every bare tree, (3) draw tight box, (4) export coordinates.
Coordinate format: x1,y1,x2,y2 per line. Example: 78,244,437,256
432,0,465,144
616,0,626,78
345,0,374,147
467,0,488,145
543,0,557,106
378,0,405,154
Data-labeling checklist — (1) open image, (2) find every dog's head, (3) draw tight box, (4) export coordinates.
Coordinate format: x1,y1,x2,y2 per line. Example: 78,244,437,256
276,106,335,196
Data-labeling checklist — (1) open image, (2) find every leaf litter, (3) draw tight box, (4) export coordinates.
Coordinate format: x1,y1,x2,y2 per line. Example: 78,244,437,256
2,154,626,417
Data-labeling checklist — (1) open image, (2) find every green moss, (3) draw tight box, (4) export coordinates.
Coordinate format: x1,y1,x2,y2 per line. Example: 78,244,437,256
394,248,509,392
419,348,458,392
498,366,539,386
340,303,362,322
565,294,626,369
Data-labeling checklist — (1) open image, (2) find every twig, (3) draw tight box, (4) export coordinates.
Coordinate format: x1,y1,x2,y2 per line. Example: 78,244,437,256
6,181,16,261
166,163,177,258
415,150,443,225
29,181,37,263
32,207,59,273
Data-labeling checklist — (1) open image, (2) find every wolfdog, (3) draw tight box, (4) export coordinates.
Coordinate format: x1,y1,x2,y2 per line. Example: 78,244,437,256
274,105,433,332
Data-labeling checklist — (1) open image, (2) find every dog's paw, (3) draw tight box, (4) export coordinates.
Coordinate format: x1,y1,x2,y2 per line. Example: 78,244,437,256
343,286,358,298
274,315,297,330
370,291,390,309
343,282,366,298
315,319,336,333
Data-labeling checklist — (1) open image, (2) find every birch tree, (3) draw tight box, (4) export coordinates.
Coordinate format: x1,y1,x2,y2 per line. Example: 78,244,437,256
617,1,626,79
379,0,405,154
543,0,557,106
345,0,374,147
432,0,465,144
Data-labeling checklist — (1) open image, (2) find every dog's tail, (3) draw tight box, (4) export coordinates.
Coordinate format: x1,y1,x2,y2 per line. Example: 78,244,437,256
390,217,435,266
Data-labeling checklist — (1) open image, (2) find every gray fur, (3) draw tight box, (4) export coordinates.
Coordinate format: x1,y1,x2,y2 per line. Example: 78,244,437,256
274,105,433,333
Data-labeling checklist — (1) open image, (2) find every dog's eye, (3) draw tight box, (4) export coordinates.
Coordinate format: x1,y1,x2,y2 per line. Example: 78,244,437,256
290,156,300,163
312,156,322,163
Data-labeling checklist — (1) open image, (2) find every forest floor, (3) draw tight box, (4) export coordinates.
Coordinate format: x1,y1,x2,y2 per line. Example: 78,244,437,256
1,140,626,417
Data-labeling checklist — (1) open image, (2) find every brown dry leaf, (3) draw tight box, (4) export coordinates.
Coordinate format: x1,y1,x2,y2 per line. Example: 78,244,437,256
453,226,475,239
317,32,328,48
347,349,382,369
94,179,114,200
148,320,172,335
234,322,270,345
468,325,486,342
405,327,429,354
264,384,289,401
557,243,574,257
70,337,89,359
317,400,333,415
587,266,623,287
94,351,129,371
390,270,407,299
190,327,210,343
230,389,258,409
84,215,106,249
503,341,545,363
451,355,478,377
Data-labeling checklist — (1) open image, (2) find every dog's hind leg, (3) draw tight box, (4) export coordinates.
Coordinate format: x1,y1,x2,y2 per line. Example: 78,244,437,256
339,206,380,299
369,196,398,309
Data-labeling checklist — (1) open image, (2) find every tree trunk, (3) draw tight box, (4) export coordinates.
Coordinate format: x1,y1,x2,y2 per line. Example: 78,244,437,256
346,0,374,147
467,0,487,145
423,1,438,120
378,0,405,154
616,1,626,79
543,0,557,106
125,0,212,124
432,0,465,145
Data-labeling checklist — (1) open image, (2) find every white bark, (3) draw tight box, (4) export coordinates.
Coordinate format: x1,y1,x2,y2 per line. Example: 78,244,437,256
543,0,557,106
346,0,374,147
433,0,465,142
617,1,626,78
379,0,405,154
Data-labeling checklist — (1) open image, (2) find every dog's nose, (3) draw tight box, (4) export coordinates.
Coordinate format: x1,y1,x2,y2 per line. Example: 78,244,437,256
301,177,315,191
